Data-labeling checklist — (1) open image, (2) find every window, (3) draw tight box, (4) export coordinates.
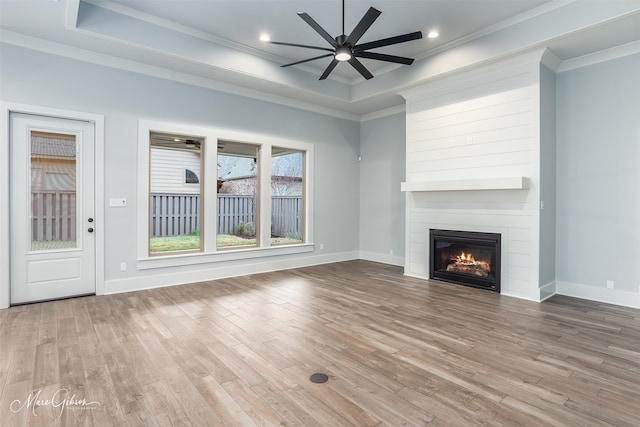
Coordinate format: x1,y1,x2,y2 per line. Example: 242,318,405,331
138,120,314,267
185,169,199,184
271,148,304,245
149,132,203,254
217,141,259,249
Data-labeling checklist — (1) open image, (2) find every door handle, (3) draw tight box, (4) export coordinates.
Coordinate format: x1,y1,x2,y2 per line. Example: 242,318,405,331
88,227,94,233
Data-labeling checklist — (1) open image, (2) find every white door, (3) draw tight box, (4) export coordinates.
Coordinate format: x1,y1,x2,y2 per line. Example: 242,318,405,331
10,113,95,304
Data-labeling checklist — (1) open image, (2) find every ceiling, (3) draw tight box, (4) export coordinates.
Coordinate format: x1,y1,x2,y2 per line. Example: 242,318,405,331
1,0,639,118
105,0,551,80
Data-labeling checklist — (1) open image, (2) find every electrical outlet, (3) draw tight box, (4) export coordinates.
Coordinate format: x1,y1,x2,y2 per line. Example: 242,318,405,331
390,249,394,256
120,262,127,271
319,243,324,250
606,280,614,289
467,136,473,145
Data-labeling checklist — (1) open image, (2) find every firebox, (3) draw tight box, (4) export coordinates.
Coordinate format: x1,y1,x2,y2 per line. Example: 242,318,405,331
429,229,501,292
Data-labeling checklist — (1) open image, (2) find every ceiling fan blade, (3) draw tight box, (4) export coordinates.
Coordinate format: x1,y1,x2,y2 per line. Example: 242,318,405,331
355,51,414,65
348,57,374,80
281,54,335,68
268,41,334,53
345,7,382,46
319,59,339,80
355,31,423,52
297,12,338,48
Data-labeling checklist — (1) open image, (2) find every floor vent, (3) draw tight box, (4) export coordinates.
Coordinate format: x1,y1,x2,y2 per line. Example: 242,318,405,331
309,373,329,384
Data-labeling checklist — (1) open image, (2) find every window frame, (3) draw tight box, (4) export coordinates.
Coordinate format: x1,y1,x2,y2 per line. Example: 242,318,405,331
136,120,314,270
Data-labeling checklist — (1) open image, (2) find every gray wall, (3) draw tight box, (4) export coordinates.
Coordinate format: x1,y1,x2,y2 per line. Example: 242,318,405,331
359,112,406,264
556,53,640,293
6,39,639,303
0,44,360,283
539,63,556,288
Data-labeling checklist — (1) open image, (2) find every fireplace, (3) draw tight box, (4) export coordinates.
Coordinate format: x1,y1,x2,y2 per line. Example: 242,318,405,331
430,229,501,292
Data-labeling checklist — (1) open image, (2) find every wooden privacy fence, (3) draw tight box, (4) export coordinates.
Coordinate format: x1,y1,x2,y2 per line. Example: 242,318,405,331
217,194,255,236
271,196,303,239
150,193,302,238
32,190,76,241
150,193,200,237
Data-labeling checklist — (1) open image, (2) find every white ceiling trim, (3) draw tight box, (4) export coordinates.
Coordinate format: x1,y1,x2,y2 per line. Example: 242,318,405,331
72,2,355,102
0,30,361,122
348,1,640,104
65,0,80,29
80,0,277,64
4,1,639,119
557,40,640,73
360,105,405,123
79,0,355,85
413,0,575,63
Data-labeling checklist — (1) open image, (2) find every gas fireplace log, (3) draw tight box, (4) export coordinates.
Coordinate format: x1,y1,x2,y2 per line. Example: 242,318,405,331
446,263,490,278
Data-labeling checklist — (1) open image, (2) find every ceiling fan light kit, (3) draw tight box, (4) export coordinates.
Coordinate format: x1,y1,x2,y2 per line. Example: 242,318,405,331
335,46,352,61
266,0,423,80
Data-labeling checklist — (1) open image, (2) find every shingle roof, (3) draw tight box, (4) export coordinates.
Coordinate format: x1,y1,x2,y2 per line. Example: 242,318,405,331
31,135,76,159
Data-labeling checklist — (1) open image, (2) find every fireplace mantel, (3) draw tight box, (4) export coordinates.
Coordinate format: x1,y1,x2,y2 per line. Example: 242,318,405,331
401,176,530,193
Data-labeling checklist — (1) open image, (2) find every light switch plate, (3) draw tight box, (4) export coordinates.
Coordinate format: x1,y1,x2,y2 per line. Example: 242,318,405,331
110,198,127,207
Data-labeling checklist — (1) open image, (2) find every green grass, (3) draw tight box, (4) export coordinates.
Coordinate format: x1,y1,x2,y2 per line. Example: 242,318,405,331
215,234,256,248
150,234,202,252
150,234,301,252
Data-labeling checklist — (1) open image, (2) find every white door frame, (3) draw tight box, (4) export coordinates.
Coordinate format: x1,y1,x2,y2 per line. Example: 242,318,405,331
0,102,105,309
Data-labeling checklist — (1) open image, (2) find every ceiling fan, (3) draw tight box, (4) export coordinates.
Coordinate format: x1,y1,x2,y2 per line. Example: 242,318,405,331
266,0,423,80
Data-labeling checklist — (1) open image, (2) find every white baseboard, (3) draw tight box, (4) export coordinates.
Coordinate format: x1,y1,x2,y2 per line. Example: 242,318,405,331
556,280,640,309
104,251,359,295
359,251,404,267
539,280,556,301
499,291,543,303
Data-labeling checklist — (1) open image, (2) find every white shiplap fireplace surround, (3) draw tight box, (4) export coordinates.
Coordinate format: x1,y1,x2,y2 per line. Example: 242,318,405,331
401,49,559,302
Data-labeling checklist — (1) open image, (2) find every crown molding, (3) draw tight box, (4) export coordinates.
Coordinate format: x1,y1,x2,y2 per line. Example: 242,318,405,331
360,104,405,123
0,30,361,122
78,0,354,85
557,40,640,72
413,0,575,63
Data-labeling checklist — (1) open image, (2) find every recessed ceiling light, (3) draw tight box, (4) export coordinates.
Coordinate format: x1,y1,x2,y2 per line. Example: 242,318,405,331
259,33,271,42
428,30,439,39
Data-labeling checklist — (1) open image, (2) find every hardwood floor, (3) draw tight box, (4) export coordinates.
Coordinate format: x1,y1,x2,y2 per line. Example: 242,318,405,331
1,260,639,426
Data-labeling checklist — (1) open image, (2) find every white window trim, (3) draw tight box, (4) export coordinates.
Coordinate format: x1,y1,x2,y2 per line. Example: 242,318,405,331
137,120,314,270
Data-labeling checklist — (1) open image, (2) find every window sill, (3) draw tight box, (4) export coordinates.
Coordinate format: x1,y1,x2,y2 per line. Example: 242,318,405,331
137,243,315,270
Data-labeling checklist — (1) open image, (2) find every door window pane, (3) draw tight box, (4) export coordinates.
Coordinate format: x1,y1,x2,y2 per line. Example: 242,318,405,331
217,142,259,249
30,131,77,251
149,133,203,254
271,148,304,245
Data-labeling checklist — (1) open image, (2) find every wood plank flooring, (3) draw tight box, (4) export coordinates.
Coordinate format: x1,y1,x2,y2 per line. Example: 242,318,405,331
1,260,639,426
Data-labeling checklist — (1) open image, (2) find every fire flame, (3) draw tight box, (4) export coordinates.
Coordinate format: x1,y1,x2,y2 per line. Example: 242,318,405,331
453,251,490,272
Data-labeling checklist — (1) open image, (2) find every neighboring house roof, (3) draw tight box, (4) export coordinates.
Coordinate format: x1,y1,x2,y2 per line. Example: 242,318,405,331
31,135,76,160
